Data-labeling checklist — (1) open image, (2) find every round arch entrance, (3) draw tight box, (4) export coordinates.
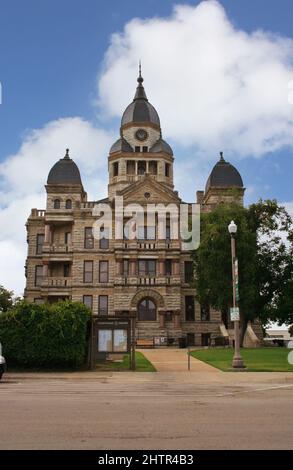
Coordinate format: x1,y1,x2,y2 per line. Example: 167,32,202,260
130,289,164,312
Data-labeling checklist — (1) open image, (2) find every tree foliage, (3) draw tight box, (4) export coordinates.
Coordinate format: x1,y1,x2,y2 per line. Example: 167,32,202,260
192,200,293,328
0,285,15,313
0,300,91,367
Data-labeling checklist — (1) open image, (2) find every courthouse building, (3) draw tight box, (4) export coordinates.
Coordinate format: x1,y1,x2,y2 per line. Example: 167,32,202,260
24,70,262,347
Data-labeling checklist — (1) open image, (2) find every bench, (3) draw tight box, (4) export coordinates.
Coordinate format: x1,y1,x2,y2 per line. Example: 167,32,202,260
136,338,154,349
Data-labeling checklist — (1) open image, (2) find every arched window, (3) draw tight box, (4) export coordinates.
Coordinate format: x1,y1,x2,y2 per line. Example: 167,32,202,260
138,298,156,321
54,199,60,209
65,199,72,209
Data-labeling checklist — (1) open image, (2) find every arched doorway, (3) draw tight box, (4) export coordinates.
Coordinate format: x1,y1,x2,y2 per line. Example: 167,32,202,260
138,298,156,321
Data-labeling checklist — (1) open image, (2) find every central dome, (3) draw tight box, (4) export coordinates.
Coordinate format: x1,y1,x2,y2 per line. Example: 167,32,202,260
121,70,160,128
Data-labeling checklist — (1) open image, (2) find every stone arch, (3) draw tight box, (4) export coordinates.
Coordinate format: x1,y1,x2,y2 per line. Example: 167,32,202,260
130,289,165,309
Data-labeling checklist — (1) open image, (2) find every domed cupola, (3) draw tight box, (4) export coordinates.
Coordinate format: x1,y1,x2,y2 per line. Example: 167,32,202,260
110,138,133,154
121,66,160,129
205,152,243,193
47,149,83,185
150,139,173,156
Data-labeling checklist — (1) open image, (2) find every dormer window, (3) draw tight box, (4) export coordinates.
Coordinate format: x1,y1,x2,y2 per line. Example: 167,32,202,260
113,162,119,176
135,146,140,152
142,146,148,153
65,199,72,209
54,199,60,209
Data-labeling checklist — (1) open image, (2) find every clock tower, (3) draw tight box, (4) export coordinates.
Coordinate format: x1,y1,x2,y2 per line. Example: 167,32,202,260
108,66,174,199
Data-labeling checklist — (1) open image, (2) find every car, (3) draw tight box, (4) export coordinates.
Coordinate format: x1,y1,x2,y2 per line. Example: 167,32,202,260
0,343,6,380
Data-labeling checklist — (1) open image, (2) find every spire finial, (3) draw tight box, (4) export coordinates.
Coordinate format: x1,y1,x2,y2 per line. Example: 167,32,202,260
219,151,225,162
65,148,70,159
137,60,143,84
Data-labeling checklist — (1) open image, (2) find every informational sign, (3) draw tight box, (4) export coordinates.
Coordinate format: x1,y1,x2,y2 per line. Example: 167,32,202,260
98,330,112,352
113,329,128,352
98,329,128,352
230,307,240,321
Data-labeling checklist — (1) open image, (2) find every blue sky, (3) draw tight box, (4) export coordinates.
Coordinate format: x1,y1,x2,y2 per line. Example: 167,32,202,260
0,0,293,200
0,0,293,293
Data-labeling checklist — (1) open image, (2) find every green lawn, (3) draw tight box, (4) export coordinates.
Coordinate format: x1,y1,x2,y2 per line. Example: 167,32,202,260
190,347,293,372
94,351,156,372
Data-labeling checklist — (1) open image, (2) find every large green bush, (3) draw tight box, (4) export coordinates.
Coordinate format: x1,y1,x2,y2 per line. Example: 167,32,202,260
0,300,91,367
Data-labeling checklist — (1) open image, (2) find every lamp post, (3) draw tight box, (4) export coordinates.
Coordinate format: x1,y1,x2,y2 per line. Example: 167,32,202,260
228,221,245,369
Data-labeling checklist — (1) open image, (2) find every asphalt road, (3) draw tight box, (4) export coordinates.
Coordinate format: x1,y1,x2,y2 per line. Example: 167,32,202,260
0,371,292,450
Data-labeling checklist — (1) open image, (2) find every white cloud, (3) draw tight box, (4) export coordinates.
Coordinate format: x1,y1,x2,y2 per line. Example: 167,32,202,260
0,241,27,297
0,117,113,202
0,117,113,294
98,0,293,157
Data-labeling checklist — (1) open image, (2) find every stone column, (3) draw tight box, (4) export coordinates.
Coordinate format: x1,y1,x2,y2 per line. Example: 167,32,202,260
42,260,49,277
158,259,165,276
130,260,137,276
116,260,122,275
159,311,165,328
173,260,180,275
174,311,181,329
120,260,124,275
44,224,51,244
120,159,126,176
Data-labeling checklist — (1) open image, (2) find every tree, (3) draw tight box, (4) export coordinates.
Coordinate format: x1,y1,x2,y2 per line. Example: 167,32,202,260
266,267,293,326
0,285,15,313
248,200,293,325
192,203,256,333
192,200,293,341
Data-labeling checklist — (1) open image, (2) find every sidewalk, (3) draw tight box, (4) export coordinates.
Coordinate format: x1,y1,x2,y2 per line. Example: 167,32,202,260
138,348,220,372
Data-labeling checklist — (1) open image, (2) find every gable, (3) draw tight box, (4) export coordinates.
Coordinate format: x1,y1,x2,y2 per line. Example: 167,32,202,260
117,176,181,205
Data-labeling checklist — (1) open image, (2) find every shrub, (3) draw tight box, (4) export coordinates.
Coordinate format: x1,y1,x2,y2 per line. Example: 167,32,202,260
0,300,91,367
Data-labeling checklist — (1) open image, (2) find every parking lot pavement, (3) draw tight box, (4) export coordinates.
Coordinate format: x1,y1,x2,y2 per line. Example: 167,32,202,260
0,371,293,450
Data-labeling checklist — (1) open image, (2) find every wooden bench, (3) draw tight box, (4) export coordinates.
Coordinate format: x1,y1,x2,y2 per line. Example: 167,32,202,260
136,338,154,349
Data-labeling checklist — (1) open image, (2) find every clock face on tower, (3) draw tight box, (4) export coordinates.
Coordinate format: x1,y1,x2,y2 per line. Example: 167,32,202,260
135,128,148,141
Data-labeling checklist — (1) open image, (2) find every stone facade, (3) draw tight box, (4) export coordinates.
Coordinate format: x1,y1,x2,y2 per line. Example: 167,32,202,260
24,72,262,346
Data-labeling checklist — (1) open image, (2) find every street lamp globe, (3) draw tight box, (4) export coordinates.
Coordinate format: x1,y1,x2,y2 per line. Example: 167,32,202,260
228,220,237,235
